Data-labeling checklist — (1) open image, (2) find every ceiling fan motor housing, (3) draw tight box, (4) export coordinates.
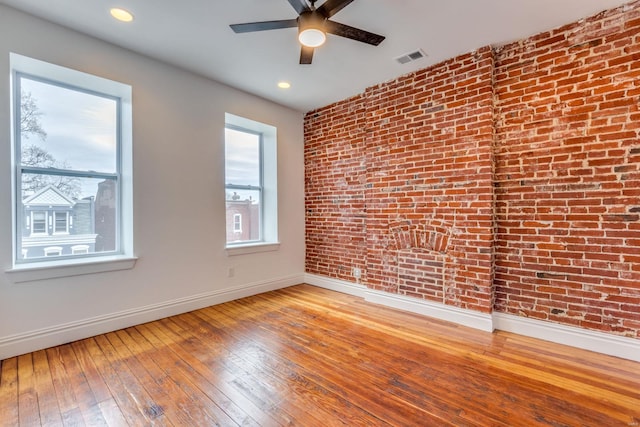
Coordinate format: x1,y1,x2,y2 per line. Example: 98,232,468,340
298,11,326,34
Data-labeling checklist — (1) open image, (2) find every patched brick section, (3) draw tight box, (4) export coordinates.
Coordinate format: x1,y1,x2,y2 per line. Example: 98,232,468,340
305,47,496,313
494,1,640,337
390,220,454,302
305,94,367,281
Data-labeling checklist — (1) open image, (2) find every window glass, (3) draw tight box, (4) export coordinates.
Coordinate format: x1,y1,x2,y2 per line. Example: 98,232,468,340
225,127,262,245
31,212,46,234
13,63,127,264
225,128,260,186
20,78,117,173
54,212,68,233
233,214,242,232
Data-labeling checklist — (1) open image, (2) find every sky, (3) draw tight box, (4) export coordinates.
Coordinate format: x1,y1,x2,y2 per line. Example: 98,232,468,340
225,127,260,187
21,77,117,171
20,76,117,198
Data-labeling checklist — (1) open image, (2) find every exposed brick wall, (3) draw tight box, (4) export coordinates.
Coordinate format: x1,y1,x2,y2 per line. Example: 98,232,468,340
306,47,495,313
305,1,640,337
363,48,495,312
305,94,367,281
494,1,640,337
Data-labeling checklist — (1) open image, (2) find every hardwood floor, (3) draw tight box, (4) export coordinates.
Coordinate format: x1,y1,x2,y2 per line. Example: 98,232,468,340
1,284,639,426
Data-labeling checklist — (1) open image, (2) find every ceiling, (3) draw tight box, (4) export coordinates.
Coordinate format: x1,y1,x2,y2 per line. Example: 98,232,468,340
1,0,631,112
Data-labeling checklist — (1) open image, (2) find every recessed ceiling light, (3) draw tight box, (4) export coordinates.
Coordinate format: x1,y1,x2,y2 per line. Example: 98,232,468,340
277,81,291,89
110,8,134,22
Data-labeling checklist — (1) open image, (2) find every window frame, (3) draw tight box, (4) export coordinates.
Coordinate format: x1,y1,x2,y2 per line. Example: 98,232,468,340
223,113,279,255
14,72,122,264
224,124,264,245
7,53,136,281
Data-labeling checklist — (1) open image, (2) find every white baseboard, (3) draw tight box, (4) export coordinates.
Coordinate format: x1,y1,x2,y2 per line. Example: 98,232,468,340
305,273,493,332
305,273,640,362
365,288,494,332
304,273,367,297
0,274,303,360
493,312,640,362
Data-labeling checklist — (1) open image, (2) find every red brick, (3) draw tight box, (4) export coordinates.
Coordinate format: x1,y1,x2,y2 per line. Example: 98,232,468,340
306,1,640,339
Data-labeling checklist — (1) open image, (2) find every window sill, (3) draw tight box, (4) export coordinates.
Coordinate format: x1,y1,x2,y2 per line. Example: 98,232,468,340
5,255,138,283
225,242,280,256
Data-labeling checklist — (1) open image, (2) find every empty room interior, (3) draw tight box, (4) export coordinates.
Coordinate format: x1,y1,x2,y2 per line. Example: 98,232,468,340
1,0,640,425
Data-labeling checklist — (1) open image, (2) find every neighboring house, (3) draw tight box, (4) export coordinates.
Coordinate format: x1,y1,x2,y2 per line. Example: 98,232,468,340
21,185,97,259
94,179,117,252
226,193,260,243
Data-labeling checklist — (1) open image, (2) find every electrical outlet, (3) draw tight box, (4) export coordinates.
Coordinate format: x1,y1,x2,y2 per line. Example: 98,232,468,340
353,267,361,279
227,267,235,278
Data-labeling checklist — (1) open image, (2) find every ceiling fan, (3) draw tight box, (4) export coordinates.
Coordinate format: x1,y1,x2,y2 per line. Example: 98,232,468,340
230,0,385,64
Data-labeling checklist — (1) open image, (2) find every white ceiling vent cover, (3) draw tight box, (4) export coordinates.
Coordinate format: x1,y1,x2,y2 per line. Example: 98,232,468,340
395,49,427,65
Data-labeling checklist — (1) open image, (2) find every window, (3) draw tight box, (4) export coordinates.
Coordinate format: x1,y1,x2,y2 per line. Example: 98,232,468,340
224,113,278,251
11,53,133,269
54,212,69,234
71,245,90,255
233,214,242,232
31,211,46,235
43,247,63,257
225,127,261,244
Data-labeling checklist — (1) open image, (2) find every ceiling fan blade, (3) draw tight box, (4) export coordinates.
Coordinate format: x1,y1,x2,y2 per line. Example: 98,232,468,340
325,20,385,46
300,46,314,64
287,0,310,15
230,19,298,33
317,0,355,18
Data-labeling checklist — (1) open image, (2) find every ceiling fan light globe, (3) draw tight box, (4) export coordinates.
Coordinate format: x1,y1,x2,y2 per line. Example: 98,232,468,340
299,28,326,47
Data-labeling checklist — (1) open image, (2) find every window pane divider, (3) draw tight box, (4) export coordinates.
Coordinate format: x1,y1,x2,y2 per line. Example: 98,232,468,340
225,184,262,191
20,166,118,180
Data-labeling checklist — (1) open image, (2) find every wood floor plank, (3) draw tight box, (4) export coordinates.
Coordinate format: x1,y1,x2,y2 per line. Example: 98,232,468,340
122,325,259,427
57,343,110,426
171,310,366,427
96,398,128,427
17,354,41,426
103,330,205,426
282,286,640,422
80,336,158,426
32,349,63,426
157,316,306,426
45,345,86,426
2,284,639,426
136,320,281,426
92,333,173,426
114,327,240,426
212,297,510,426
274,290,620,421
70,339,129,426
0,357,20,427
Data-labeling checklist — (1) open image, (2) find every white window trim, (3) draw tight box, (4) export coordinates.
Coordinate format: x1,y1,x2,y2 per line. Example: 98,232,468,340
224,113,278,251
8,53,134,278
6,255,138,283
225,242,280,256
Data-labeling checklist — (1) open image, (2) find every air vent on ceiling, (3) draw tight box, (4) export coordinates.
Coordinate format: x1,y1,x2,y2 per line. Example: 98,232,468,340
394,49,427,65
